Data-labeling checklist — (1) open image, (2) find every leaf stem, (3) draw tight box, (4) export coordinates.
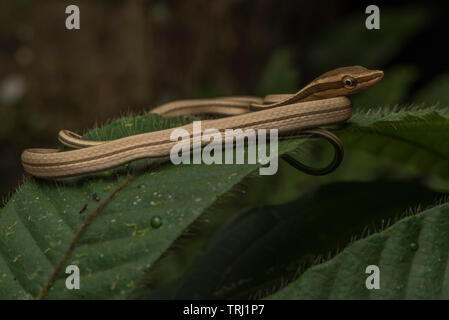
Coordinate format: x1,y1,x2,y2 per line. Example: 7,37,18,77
36,161,161,299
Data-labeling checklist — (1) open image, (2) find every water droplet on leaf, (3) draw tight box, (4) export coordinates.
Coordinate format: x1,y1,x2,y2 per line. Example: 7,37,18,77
151,216,162,229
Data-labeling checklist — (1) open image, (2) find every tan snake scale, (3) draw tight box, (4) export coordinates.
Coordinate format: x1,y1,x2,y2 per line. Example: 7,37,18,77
21,66,384,178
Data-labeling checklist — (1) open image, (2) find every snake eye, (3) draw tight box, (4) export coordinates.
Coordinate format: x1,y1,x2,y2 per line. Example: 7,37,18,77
342,75,357,89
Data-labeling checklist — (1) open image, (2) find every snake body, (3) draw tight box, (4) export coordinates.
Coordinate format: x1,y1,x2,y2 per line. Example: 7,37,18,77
21,66,383,178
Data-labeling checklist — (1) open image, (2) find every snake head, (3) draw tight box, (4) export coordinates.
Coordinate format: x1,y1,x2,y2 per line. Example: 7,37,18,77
311,65,384,99
338,65,384,94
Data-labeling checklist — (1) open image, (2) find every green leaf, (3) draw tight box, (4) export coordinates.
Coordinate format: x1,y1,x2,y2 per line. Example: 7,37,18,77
341,107,449,182
134,180,443,299
243,106,449,207
2,104,449,299
267,200,449,299
0,113,303,299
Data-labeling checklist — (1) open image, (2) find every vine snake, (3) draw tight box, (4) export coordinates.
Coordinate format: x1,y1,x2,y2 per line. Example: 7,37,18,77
21,66,383,178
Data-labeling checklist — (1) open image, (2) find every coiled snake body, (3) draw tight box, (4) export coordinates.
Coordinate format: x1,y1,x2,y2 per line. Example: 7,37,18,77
21,66,383,178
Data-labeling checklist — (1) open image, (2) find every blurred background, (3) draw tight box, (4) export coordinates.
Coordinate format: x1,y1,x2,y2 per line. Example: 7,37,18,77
1,0,448,203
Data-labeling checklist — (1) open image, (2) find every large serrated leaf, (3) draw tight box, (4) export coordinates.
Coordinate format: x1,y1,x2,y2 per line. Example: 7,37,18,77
267,200,449,299
0,113,303,299
2,104,449,299
341,108,449,181
134,180,443,299
243,106,449,207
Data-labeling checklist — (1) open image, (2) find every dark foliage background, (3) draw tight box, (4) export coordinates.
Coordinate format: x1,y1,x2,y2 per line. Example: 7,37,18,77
2,0,449,300
1,0,448,202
